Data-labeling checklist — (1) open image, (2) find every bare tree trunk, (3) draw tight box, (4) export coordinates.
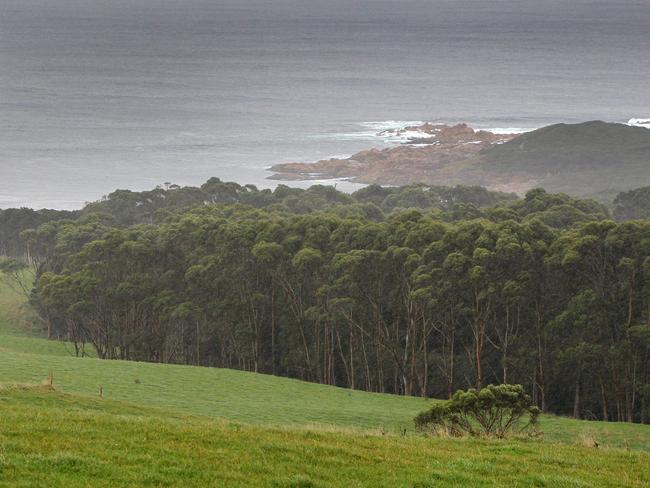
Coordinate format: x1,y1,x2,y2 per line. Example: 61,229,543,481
361,333,371,391
271,288,276,375
600,379,608,421
195,320,200,365
422,314,428,398
628,361,636,423
449,332,455,398
573,371,581,419
535,307,546,411
335,327,351,387
349,329,355,390
474,320,484,390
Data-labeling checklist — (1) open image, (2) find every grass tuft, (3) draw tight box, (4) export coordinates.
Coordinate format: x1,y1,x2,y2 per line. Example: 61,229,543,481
0,382,55,393
579,432,600,449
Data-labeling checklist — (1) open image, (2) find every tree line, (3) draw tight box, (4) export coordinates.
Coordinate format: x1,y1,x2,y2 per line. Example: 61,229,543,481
6,181,648,423
5,177,626,261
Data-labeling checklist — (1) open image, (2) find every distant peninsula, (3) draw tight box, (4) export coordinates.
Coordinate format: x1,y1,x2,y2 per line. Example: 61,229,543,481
269,121,650,201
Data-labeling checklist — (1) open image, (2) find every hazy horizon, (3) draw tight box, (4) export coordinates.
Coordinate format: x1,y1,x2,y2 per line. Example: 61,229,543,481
2,0,649,209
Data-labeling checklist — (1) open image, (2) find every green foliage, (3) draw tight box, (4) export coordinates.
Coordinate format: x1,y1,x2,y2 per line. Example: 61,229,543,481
0,258,28,275
1,285,650,454
415,385,540,438
613,186,650,221
1,390,649,488
354,184,518,214
0,258,33,304
0,207,75,258
19,192,650,423
5,178,650,424
504,188,609,228
0,232,649,486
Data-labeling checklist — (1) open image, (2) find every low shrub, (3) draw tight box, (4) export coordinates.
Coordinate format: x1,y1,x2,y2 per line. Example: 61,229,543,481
415,384,540,438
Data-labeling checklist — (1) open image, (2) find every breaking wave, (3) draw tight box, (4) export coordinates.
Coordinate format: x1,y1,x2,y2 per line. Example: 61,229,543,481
316,120,538,146
628,118,650,129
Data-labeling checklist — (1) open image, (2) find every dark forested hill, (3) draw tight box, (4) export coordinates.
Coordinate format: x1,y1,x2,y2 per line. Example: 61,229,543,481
483,121,650,174
478,121,650,198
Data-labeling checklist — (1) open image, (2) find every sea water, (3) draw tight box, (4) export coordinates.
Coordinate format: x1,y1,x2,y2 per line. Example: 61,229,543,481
1,0,649,209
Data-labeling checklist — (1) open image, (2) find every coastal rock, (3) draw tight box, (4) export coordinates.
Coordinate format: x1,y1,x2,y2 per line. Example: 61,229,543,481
382,123,510,145
269,121,650,198
268,124,519,187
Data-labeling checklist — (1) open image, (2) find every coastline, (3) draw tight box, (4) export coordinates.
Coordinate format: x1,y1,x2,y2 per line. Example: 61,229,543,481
266,118,650,197
267,122,522,187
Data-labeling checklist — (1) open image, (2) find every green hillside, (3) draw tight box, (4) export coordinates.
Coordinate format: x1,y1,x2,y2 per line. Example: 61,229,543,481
0,278,425,431
480,121,650,198
2,273,650,486
0,348,427,432
2,276,650,445
1,387,649,488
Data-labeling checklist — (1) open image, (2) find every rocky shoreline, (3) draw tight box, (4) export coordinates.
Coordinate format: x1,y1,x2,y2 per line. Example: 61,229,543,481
268,123,521,187
268,120,650,198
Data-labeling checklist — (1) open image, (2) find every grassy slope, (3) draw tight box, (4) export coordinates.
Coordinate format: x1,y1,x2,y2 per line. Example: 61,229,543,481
2,278,650,445
1,387,649,488
3,345,650,450
0,278,426,431
2,275,650,486
0,348,427,432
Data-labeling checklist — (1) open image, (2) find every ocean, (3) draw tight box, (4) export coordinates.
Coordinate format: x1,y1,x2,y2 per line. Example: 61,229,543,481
1,0,649,209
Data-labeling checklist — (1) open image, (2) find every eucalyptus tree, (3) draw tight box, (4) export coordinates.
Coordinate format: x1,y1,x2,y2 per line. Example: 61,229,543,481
20,181,650,424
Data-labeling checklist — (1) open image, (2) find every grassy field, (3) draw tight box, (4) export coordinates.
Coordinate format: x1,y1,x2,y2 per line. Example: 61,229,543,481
2,272,650,486
0,275,427,431
0,347,428,432
1,387,649,488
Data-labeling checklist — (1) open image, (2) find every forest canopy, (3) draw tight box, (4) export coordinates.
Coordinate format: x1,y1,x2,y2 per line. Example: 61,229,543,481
2,179,650,424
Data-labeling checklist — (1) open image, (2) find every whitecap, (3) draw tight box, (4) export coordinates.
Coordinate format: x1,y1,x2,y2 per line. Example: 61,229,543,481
357,120,425,131
311,120,427,145
314,120,536,147
482,127,535,134
628,118,650,129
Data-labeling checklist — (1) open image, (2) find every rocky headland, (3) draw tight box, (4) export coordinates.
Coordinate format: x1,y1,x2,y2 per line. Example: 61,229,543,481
268,121,650,199
269,124,519,185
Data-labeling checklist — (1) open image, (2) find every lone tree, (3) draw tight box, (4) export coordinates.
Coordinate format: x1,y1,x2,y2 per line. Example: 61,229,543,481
0,258,31,299
415,384,540,438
